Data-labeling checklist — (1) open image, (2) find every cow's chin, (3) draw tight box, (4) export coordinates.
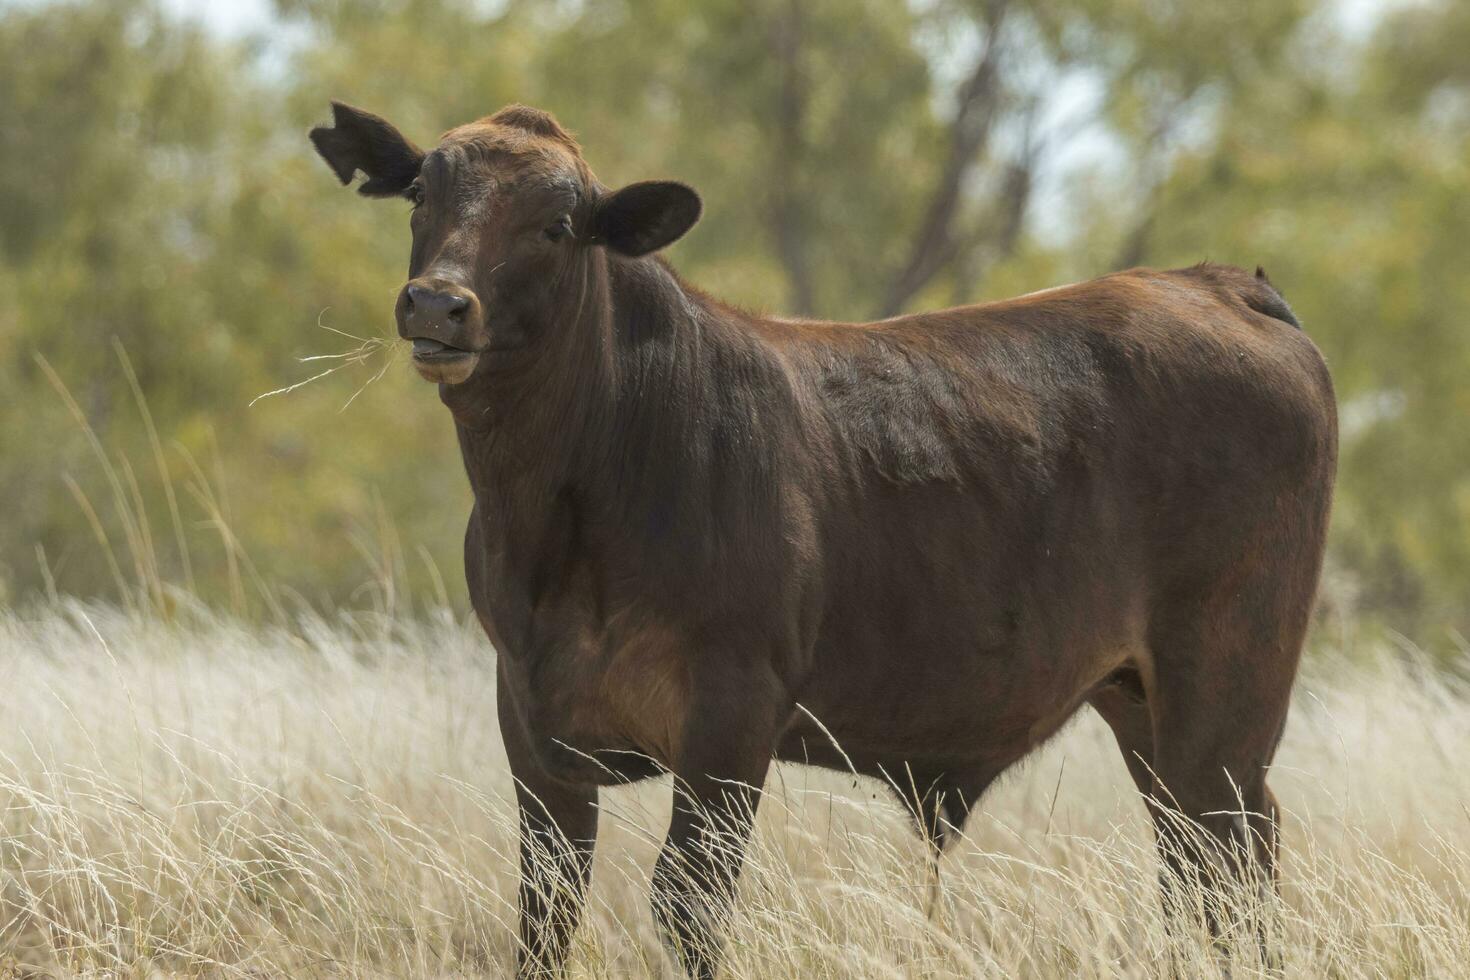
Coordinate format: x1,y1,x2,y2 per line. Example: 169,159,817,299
412,352,479,385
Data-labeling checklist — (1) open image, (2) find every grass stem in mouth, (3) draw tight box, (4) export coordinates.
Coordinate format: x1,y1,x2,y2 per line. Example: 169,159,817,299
249,309,405,409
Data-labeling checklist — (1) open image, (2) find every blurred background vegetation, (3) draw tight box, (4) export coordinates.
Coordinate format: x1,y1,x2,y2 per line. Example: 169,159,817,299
1,0,1466,641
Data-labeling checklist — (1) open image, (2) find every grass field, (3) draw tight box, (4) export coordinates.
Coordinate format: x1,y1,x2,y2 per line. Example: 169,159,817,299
1,602,1467,978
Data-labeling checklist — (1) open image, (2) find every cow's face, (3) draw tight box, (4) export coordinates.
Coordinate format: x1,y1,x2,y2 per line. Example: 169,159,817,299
310,103,700,385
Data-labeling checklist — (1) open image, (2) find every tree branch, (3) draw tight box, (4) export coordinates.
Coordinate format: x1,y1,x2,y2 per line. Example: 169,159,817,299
877,0,1013,318
1110,88,1200,270
768,0,814,314
950,132,1037,304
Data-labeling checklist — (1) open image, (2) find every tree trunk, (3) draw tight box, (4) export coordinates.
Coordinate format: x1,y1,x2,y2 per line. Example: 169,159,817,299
768,0,814,315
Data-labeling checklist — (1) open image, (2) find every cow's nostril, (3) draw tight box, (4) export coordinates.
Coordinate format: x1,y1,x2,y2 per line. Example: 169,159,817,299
405,284,434,320
402,282,473,331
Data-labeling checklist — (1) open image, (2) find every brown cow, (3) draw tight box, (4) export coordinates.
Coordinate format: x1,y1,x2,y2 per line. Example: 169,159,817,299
310,101,1336,978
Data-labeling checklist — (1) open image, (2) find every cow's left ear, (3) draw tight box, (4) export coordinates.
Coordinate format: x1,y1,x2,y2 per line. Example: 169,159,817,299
309,101,424,198
591,181,702,257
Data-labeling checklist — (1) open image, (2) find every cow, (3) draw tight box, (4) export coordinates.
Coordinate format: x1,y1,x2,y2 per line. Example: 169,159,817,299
309,101,1336,978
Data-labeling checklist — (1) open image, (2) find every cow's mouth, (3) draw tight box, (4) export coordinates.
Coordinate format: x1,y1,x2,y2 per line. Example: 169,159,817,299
410,337,479,383
411,337,474,362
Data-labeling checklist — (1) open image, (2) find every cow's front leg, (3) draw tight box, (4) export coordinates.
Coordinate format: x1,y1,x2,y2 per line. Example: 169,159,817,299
652,677,782,979
498,678,598,977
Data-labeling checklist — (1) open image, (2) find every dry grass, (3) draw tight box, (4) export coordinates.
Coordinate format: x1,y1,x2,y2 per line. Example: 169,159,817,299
1,603,1467,978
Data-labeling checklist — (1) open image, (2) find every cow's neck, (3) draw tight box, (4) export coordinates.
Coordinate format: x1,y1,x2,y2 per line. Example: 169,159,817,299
445,253,745,593
443,257,618,500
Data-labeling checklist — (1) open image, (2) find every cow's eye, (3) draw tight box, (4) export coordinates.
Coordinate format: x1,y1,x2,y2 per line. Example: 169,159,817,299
544,215,573,242
408,184,425,208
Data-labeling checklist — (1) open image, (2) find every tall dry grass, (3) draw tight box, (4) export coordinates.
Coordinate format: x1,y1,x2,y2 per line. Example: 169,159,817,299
1,603,1467,978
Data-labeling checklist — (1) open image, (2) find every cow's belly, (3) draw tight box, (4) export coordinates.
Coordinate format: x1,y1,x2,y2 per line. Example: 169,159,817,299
781,539,1145,773
779,641,1091,776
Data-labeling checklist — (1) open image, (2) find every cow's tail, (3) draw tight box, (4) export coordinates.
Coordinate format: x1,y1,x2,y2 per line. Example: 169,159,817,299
1246,266,1302,329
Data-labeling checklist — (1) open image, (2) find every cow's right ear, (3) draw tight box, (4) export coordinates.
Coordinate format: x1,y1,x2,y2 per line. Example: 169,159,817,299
309,102,424,198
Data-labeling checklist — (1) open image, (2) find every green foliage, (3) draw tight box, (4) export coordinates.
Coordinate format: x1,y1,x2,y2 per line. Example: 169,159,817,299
1139,0,1470,632
0,0,1464,638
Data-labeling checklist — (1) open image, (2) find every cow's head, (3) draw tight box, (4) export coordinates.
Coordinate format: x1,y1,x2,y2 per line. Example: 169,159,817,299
310,102,701,384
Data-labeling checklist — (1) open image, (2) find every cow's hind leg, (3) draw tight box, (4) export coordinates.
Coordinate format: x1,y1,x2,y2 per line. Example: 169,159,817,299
1143,579,1304,967
1090,664,1252,969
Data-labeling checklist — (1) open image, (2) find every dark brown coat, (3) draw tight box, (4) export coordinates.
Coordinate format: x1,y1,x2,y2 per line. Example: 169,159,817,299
311,102,1336,978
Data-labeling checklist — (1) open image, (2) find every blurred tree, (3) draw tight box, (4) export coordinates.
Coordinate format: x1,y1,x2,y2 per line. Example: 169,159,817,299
0,0,241,603
527,0,1310,318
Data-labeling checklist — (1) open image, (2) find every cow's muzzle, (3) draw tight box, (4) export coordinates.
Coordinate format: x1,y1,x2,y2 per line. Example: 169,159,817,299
396,279,483,384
